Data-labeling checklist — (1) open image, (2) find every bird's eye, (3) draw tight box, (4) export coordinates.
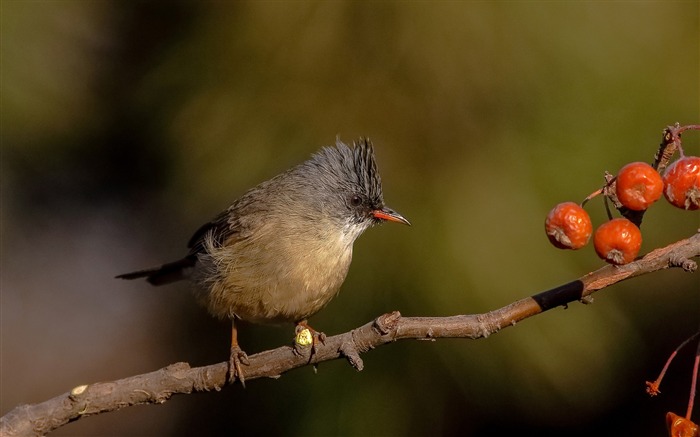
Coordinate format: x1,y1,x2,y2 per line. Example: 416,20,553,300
350,195,363,207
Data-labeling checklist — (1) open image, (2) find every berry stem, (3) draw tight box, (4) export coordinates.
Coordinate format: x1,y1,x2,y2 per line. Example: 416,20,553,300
603,192,614,221
676,124,700,134
581,187,604,207
686,333,700,420
646,331,700,397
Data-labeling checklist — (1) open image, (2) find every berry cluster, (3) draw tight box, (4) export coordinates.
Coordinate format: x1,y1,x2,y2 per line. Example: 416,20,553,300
545,124,699,265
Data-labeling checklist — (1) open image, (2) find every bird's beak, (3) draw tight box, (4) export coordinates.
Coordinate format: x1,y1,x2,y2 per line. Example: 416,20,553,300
372,207,411,226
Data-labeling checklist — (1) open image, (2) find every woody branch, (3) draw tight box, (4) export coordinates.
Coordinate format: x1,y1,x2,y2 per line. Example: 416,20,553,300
3,124,697,435
1,231,698,437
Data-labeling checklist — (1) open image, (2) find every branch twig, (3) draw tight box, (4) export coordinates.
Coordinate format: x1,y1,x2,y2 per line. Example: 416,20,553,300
2,232,699,436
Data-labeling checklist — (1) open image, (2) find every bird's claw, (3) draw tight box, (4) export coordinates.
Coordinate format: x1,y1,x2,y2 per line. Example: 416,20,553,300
228,346,250,386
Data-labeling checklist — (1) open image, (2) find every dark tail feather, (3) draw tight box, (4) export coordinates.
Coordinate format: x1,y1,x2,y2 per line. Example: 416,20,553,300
116,257,196,286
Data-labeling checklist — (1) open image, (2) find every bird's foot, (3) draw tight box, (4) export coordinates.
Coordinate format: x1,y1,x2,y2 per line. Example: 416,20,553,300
228,345,250,386
293,320,326,360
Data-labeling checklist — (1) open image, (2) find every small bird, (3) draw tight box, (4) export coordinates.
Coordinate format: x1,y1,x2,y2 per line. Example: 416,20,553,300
117,138,409,384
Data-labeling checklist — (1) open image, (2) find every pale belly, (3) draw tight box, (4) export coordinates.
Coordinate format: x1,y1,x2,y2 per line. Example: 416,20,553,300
193,231,354,324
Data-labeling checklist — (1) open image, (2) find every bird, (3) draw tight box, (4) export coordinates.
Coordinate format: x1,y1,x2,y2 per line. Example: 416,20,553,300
117,138,410,384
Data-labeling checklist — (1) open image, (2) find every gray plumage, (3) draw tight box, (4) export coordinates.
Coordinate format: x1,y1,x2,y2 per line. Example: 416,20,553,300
117,138,408,326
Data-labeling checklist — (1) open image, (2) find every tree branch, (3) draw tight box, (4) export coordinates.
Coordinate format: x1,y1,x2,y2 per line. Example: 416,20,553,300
2,231,699,436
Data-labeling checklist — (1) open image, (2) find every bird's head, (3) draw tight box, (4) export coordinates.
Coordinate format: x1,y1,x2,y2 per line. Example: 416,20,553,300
303,138,410,238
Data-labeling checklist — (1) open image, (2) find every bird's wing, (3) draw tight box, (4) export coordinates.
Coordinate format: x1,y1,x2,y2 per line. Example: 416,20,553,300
186,185,271,256
187,209,236,255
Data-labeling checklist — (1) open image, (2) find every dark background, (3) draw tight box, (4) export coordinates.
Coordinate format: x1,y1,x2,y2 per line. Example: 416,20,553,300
2,2,699,435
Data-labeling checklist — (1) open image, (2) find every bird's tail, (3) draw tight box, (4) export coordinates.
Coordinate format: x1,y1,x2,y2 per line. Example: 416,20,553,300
116,257,196,286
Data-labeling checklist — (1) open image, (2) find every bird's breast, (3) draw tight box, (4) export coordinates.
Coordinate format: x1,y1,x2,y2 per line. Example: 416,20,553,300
195,222,356,324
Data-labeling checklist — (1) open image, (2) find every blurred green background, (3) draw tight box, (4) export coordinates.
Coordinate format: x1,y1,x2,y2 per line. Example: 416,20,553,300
2,2,699,436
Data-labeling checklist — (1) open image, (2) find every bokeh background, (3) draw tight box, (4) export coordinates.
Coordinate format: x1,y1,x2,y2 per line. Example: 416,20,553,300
2,2,699,436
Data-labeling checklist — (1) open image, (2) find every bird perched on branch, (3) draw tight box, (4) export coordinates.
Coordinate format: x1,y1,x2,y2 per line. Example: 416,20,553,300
117,138,410,384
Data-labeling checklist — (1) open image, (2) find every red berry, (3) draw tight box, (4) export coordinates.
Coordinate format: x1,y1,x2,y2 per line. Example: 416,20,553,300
545,202,592,250
593,218,642,265
615,162,663,211
666,412,698,437
663,156,700,210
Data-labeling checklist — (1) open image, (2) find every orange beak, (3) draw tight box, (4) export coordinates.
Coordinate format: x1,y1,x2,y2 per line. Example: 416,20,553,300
372,207,411,226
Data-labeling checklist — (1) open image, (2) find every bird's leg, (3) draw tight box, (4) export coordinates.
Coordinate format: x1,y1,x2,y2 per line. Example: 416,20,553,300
229,319,250,386
293,319,326,359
